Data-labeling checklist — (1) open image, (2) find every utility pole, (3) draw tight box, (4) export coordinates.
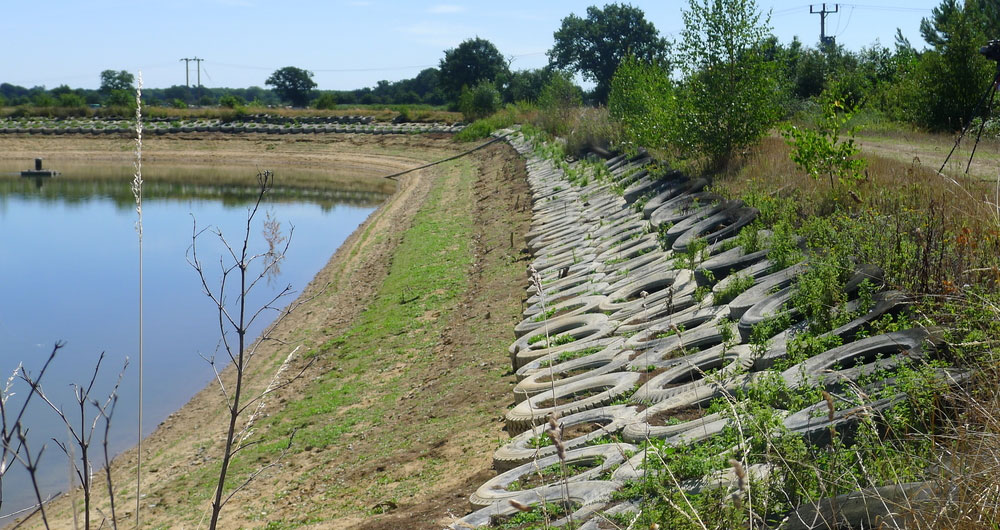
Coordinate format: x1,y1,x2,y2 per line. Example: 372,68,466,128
192,57,204,87
810,3,839,48
180,57,193,87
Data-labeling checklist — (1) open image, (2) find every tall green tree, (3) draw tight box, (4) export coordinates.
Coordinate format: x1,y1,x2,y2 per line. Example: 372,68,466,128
99,70,134,94
609,55,677,152
265,66,317,107
906,0,994,130
438,37,509,102
548,3,669,104
676,0,781,165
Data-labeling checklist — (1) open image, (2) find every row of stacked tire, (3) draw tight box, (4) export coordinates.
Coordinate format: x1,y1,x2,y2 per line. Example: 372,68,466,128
209,114,376,124
0,120,462,135
448,132,953,529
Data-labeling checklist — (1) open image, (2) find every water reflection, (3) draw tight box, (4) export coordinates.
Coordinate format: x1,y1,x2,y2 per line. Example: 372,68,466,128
0,161,391,211
0,164,387,523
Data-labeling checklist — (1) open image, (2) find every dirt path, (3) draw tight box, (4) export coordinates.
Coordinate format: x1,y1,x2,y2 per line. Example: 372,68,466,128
856,130,1000,182
11,134,531,529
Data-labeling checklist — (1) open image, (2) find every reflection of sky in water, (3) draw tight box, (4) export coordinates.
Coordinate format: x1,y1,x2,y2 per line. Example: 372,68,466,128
0,180,378,521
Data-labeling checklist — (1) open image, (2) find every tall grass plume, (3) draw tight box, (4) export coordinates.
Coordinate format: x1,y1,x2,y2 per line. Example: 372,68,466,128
131,70,144,528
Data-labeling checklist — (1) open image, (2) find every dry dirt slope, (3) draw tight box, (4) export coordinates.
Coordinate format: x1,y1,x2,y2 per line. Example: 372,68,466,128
16,136,531,529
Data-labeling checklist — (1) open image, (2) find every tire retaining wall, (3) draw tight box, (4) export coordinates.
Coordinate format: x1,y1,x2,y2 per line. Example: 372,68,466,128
0,116,463,136
447,130,951,528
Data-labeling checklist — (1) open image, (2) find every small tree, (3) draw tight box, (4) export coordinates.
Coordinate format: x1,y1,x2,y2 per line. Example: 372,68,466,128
188,171,311,530
219,94,246,109
781,98,867,193
609,55,677,153
675,0,781,166
265,66,317,107
548,3,669,104
536,72,583,136
57,92,86,108
31,93,55,107
313,92,337,110
458,81,500,121
106,89,136,110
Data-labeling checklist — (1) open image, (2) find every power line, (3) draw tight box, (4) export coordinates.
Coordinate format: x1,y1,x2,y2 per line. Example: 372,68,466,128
772,3,931,17
836,6,856,37
772,4,812,16
837,3,932,13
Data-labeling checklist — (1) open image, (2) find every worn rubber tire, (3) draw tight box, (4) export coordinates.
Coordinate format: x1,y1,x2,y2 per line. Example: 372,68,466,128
505,372,641,434
624,320,734,371
510,313,614,354
728,262,808,320
516,338,625,381
606,292,700,327
615,302,726,337
525,271,607,303
783,394,904,447
649,192,724,228
594,233,659,266
660,201,734,246
624,306,728,351
602,258,680,295
642,178,708,219
630,345,754,404
577,501,642,530
524,281,610,316
826,290,909,343
512,319,622,370
737,284,799,342
672,207,759,253
493,405,639,471
710,259,777,302
752,290,906,371
514,296,608,338
780,327,943,390
598,270,696,316
782,481,938,530
471,444,635,507
611,418,729,480
514,352,631,401
595,245,667,276
621,387,729,443
449,481,619,529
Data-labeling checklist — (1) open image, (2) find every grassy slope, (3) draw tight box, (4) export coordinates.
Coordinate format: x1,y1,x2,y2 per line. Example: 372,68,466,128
224,146,530,528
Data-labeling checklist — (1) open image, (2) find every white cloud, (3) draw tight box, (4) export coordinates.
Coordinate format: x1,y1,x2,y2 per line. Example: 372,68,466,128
428,4,465,14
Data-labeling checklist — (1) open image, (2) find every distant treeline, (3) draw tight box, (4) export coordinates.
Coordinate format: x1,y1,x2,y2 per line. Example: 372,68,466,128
0,65,564,110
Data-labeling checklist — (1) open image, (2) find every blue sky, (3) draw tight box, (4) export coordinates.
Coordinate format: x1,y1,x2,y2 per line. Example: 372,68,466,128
2,1,945,91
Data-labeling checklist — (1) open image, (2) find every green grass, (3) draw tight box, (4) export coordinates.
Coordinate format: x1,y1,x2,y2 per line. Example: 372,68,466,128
455,109,518,142
156,157,479,522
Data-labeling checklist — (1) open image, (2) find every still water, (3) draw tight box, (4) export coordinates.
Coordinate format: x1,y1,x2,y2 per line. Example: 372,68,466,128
0,169,384,521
